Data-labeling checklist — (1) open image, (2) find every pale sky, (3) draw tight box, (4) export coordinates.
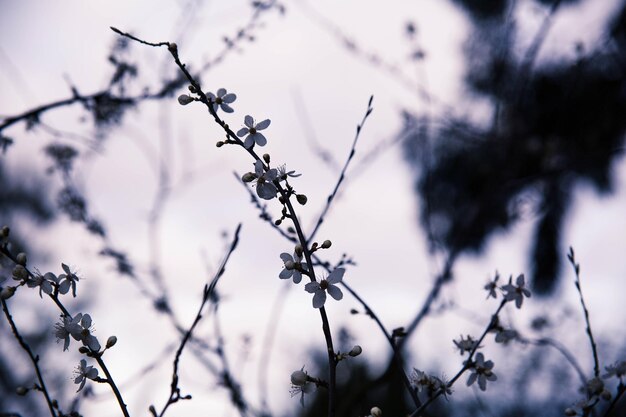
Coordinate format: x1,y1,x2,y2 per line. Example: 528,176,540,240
1,1,625,416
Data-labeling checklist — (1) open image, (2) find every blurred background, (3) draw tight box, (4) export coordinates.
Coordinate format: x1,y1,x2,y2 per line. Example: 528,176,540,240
1,0,626,416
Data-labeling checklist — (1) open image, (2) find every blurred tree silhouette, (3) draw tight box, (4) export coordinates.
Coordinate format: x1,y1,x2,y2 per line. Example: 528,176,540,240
403,0,626,294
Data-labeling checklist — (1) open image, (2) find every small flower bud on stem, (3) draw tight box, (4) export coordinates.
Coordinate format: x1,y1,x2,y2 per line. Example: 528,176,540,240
296,194,308,205
348,345,362,357
16,252,27,265
321,240,332,249
0,286,16,300
177,94,194,105
106,336,118,349
0,226,9,238
263,153,270,163
242,172,256,183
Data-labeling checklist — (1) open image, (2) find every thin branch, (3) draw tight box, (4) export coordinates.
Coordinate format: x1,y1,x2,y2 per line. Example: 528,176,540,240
398,252,456,350
156,223,242,417
308,95,374,243
1,299,57,417
410,300,507,416
567,247,600,378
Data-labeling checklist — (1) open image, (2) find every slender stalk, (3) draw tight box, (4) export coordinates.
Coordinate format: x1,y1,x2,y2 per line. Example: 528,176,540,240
568,247,600,378
410,300,506,417
93,355,130,417
1,299,58,417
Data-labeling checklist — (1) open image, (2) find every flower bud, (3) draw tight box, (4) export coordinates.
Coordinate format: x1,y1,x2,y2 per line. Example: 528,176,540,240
284,260,296,270
16,253,27,266
370,407,382,417
263,153,270,163
348,345,362,357
601,389,612,401
290,370,308,386
294,244,303,257
106,336,118,349
78,346,90,354
274,219,282,226
12,265,28,281
242,172,256,183
0,286,16,300
564,408,577,416
216,141,225,147
321,240,332,249
177,94,194,105
0,226,9,238
168,42,178,53
15,386,28,396
296,194,308,205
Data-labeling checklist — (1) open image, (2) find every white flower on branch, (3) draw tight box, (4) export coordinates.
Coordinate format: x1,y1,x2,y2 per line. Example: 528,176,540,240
252,160,278,200
290,367,315,407
26,273,53,298
279,252,307,283
453,335,480,355
54,313,101,352
466,353,497,391
502,274,531,309
206,88,236,113
237,115,271,149
74,359,98,392
304,268,344,308
58,263,80,296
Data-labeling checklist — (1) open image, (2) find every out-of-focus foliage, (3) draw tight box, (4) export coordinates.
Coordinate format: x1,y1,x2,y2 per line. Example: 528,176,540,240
404,0,626,294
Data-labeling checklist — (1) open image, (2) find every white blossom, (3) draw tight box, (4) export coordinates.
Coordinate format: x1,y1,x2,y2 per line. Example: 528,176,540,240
279,252,307,283
466,353,497,391
250,160,278,200
502,274,531,308
74,359,98,392
237,115,271,149
206,88,236,113
304,268,344,308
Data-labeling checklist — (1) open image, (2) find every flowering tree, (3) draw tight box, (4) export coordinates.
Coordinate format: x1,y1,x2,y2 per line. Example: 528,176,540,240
1,1,625,417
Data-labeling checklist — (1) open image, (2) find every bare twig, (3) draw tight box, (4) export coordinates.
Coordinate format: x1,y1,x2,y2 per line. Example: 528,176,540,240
156,224,242,417
1,299,58,417
567,247,600,378
308,95,374,243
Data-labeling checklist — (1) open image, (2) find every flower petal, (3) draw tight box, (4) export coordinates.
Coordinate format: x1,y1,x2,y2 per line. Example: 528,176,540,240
257,183,277,200
221,103,234,113
327,268,345,284
244,115,254,128
467,373,477,387
253,133,267,147
304,282,320,293
217,88,226,97
223,93,236,103
237,127,249,137
256,119,271,130
312,290,326,308
279,269,292,279
292,271,302,284
244,136,255,149
327,284,343,301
